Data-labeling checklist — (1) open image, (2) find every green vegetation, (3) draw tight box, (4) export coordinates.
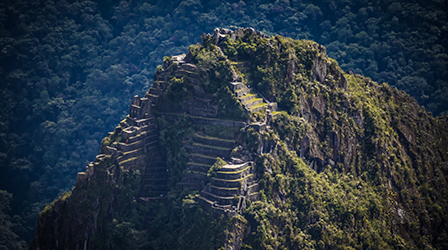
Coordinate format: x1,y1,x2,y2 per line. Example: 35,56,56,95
0,190,27,249
207,157,226,178
216,86,248,121
202,125,242,140
142,190,230,250
272,112,307,151
89,189,230,250
190,40,233,94
0,0,447,248
199,30,447,248
246,144,396,249
166,77,190,101
158,115,193,188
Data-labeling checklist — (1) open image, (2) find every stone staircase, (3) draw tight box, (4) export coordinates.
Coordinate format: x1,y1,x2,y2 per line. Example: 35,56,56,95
197,161,259,217
229,61,277,114
231,61,253,82
139,139,169,199
229,82,269,113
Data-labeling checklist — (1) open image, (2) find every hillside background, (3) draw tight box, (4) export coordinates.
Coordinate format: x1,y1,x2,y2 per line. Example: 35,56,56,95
0,0,447,248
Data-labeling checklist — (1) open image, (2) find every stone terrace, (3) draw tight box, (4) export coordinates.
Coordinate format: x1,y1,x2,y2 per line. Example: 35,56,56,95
178,133,237,190
102,93,169,200
197,161,259,218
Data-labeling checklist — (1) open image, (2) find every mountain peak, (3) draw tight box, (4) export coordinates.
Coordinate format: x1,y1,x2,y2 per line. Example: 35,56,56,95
30,28,448,250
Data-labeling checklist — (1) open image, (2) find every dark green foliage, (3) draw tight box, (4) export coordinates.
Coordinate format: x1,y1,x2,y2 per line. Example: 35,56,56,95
158,115,193,188
89,170,151,250
190,42,234,94
222,35,317,106
207,157,226,179
245,144,396,249
212,31,448,248
216,86,248,121
144,191,229,250
272,113,307,151
166,77,190,101
221,38,238,59
0,190,27,250
245,127,260,154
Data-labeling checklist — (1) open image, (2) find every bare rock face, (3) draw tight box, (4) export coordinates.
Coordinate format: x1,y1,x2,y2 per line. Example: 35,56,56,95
312,56,327,83
30,156,121,250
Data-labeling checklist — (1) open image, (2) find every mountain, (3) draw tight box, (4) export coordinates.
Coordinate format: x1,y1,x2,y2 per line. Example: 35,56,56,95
27,28,448,249
1,1,447,248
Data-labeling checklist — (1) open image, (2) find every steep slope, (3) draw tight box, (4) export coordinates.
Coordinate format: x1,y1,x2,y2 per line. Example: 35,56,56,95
30,28,448,250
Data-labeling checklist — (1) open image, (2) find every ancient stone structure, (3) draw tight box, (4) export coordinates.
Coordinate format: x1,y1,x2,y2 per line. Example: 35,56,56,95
197,161,259,217
145,49,266,218
76,28,293,222
179,133,237,190
84,91,169,199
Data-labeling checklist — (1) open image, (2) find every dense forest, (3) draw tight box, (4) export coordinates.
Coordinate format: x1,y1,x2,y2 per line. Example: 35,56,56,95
0,0,447,248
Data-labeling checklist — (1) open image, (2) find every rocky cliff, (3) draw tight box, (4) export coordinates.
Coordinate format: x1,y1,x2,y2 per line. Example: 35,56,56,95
30,28,448,250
